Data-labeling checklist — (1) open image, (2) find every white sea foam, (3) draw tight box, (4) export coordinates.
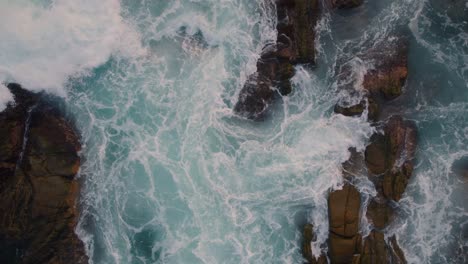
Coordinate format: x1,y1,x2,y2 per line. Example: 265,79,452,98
0,84,13,112
0,0,145,95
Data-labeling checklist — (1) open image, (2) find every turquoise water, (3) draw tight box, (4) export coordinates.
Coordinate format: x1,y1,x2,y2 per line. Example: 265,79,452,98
0,0,467,263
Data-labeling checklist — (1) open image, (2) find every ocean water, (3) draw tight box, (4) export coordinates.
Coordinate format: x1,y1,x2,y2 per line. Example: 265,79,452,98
0,0,466,263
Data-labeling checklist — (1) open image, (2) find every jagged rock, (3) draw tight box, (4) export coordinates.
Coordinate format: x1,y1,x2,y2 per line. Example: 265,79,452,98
0,84,87,264
334,102,365,117
235,0,320,119
359,231,407,264
276,0,320,64
328,183,361,263
328,0,363,9
365,116,417,201
362,38,409,100
366,198,394,230
334,98,379,121
303,224,327,264
334,36,407,123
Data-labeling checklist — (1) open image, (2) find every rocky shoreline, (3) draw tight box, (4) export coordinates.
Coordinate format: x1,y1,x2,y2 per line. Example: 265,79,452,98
233,0,419,263
0,84,87,264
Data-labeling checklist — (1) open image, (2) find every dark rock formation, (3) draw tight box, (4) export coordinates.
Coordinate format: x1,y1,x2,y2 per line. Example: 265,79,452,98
328,183,361,263
303,224,327,264
334,37,408,121
362,39,409,101
0,84,87,264
234,46,293,119
328,0,363,9
328,33,414,263
366,198,394,230
276,0,320,64
234,0,320,119
365,116,417,201
359,231,406,264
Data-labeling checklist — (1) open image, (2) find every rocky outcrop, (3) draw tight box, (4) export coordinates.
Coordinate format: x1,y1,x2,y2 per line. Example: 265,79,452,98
365,116,417,201
234,0,320,119
328,183,361,263
334,37,409,121
276,0,320,64
359,231,406,264
0,84,87,264
322,34,414,263
303,224,327,264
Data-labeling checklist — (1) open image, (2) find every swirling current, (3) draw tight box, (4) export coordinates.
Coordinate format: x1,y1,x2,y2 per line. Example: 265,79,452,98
0,0,466,263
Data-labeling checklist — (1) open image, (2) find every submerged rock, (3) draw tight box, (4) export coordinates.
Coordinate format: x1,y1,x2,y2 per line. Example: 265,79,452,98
0,84,87,264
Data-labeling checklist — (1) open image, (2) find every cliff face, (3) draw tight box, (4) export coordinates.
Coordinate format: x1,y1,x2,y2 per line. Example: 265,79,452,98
0,84,87,264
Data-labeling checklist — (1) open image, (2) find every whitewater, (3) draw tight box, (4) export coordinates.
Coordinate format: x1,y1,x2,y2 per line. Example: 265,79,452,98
0,0,466,263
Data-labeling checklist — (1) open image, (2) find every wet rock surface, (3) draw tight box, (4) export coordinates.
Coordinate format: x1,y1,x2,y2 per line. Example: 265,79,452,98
303,224,327,264
334,37,409,122
322,33,414,263
0,84,87,264
234,0,320,119
365,116,417,201
328,183,361,263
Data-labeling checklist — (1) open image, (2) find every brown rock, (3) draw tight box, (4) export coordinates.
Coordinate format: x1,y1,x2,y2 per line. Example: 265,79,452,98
303,224,327,264
276,0,320,64
329,232,362,264
365,116,417,201
389,235,407,264
362,38,409,100
366,199,394,230
235,0,321,119
329,183,361,237
328,183,361,263
359,232,407,264
0,84,87,264
360,231,389,264
334,102,365,117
